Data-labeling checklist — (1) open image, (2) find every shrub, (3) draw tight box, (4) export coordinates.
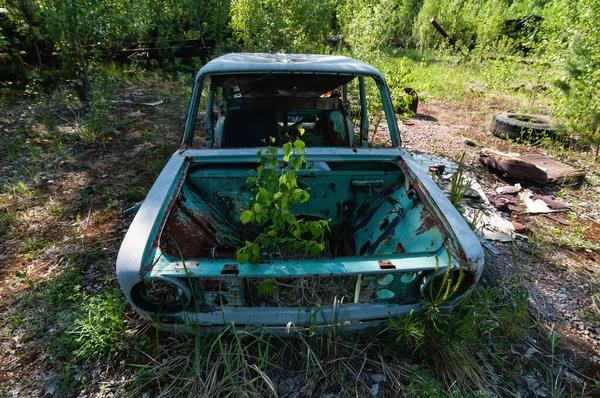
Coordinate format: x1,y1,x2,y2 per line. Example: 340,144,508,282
549,0,600,158
230,0,332,52
336,0,399,55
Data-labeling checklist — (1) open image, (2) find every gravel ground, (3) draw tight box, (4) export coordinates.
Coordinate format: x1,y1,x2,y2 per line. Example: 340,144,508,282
401,99,600,367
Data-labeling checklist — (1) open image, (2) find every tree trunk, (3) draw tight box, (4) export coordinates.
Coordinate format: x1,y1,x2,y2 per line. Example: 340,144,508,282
34,41,43,69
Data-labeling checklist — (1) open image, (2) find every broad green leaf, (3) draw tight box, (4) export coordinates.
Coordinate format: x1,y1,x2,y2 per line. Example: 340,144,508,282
237,250,249,265
240,210,254,224
298,126,305,136
310,244,323,256
291,157,302,171
283,142,292,161
258,278,275,296
309,225,322,238
285,172,297,186
293,139,305,155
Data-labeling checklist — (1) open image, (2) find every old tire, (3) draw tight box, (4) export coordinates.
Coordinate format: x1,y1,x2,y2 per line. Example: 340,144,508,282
490,113,554,140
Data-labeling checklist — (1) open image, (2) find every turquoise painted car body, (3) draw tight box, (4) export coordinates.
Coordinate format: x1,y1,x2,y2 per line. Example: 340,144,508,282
116,53,484,334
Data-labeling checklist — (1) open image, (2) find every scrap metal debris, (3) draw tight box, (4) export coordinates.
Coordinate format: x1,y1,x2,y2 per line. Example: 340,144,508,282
423,151,571,245
421,154,518,243
479,148,585,184
411,151,458,174
519,190,570,214
496,183,522,194
140,100,164,107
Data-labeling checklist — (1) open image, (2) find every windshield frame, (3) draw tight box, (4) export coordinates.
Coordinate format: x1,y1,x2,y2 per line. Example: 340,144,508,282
181,71,401,149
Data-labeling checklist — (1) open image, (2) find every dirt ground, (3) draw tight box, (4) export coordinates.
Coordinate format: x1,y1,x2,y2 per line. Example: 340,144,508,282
1,86,600,396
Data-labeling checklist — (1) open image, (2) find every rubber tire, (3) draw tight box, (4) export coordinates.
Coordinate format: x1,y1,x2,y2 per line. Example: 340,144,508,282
490,113,554,140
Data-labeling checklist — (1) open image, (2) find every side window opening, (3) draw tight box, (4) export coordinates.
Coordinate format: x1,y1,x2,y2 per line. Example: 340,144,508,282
191,78,210,148
365,76,393,148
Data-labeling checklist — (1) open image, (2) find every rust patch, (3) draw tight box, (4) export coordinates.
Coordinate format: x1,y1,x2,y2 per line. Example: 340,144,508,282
150,160,190,255
395,158,472,267
415,212,436,236
161,204,218,258
395,242,405,254
213,191,235,213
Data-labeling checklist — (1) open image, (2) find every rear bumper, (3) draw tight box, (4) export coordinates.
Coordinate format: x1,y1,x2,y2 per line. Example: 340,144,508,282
146,301,426,335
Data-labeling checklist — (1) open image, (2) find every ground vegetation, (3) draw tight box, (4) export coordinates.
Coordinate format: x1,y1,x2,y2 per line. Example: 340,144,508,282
1,0,600,396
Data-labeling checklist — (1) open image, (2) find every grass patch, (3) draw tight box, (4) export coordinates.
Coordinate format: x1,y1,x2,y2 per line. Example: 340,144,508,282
65,286,128,362
126,277,537,397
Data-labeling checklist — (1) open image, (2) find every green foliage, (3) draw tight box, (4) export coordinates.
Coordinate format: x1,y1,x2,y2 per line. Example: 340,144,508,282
1,0,229,94
449,152,469,210
336,0,398,55
389,280,532,393
68,286,128,361
412,0,545,55
230,0,332,52
550,0,600,158
371,52,416,115
236,133,329,264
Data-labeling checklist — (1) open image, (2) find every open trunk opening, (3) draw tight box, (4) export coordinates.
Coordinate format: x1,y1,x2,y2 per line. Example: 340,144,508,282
159,159,444,261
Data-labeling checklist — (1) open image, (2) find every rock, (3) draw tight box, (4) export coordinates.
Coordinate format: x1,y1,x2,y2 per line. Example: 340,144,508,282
524,375,550,397
370,373,386,383
496,183,522,194
512,220,529,234
564,370,583,384
278,378,295,396
524,347,538,359
370,383,380,396
464,138,483,147
44,377,60,397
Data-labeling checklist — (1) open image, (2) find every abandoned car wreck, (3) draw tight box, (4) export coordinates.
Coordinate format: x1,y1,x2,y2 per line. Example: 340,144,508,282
116,53,484,333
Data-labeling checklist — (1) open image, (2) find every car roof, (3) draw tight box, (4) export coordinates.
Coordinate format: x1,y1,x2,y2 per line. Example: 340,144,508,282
196,53,385,80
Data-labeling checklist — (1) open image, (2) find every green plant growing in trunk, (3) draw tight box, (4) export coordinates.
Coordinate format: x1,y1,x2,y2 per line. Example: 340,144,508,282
236,131,329,265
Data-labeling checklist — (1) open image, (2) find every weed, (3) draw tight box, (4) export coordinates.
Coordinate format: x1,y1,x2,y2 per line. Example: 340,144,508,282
449,152,469,211
2,136,24,160
0,210,15,238
68,286,128,361
18,237,54,260
104,186,119,209
52,134,65,155
125,186,146,202
4,181,32,198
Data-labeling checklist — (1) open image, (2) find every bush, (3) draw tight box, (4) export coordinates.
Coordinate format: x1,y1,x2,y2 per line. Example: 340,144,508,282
229,0,332,52
412,0,545,55
548,0,600,158
336,0,399,55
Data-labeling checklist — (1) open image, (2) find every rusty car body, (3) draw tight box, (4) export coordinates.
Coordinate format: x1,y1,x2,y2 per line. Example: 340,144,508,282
116,53,484,334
